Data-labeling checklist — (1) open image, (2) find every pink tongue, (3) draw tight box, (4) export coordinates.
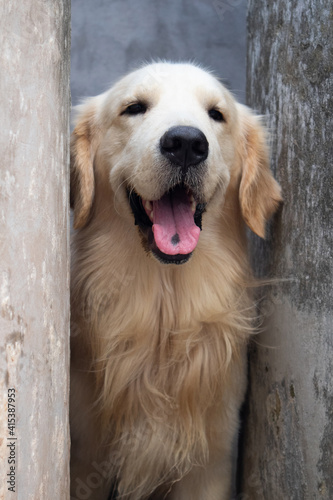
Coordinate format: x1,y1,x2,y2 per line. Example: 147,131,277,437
152,188,200,255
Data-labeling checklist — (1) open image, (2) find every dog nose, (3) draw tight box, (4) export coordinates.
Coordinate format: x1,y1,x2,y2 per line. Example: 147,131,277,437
160,126,209,169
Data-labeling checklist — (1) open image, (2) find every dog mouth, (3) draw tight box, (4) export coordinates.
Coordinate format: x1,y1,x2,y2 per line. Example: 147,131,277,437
128,184,206,264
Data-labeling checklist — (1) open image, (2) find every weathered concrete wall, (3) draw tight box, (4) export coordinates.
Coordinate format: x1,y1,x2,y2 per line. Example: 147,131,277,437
0,1,70,498
71,0,247,105
241,0,333,498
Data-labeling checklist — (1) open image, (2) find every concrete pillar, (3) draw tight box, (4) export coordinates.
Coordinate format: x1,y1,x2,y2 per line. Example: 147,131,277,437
240,0,333,498
0,1,70,498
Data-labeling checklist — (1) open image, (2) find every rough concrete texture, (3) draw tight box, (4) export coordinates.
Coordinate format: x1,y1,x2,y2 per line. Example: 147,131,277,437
71,0,247,105
241,0,333,498
0,1,70,498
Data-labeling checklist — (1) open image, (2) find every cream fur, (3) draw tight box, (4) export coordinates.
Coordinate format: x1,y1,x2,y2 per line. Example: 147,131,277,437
70,62,282,500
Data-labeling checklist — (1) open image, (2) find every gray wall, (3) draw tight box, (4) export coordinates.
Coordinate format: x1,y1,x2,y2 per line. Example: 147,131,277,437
71,0,247,105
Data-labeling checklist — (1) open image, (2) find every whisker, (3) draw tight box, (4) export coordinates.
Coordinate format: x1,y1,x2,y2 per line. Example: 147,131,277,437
113,171,138,217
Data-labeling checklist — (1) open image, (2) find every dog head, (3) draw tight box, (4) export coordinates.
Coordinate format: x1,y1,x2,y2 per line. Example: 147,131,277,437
71,62,282,264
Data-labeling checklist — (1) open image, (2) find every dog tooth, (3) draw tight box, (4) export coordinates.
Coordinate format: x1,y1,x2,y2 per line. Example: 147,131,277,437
189,194,195,203
145,200,152,211
191,201,196,213
150,210,154,220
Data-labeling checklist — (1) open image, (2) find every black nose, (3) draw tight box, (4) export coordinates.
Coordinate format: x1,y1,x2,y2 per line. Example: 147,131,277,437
160,126,209,169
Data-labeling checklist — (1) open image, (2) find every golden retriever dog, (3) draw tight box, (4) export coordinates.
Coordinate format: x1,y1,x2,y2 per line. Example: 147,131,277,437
70,62,281,500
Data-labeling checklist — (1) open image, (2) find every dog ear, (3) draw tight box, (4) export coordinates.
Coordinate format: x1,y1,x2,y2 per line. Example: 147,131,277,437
70,100,100,229
237,104,282,239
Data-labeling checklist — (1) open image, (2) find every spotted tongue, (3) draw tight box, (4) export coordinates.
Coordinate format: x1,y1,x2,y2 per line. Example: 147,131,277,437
152,187,200,255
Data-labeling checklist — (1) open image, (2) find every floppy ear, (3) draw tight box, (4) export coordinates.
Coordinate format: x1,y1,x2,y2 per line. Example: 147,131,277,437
237,104,282,239
70,100,100,229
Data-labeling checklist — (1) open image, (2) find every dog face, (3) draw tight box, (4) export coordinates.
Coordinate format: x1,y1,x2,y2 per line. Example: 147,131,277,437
71,62,282,264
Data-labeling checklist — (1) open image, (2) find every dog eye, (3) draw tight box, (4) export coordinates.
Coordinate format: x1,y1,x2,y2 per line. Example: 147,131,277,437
208,108,225,122
122,102,147,116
